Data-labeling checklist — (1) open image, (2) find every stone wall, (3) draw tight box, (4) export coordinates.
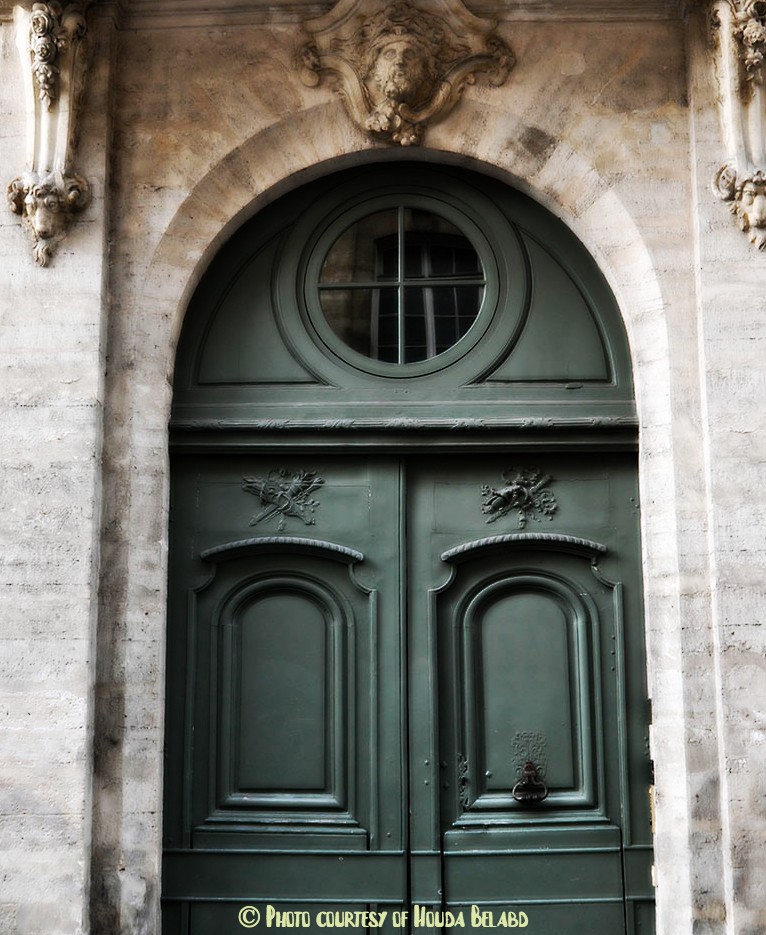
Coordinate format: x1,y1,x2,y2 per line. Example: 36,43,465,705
0,5,115,933
0,2,764,933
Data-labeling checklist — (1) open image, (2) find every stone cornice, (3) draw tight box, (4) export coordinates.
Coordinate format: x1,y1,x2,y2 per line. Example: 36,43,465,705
0,0,688,29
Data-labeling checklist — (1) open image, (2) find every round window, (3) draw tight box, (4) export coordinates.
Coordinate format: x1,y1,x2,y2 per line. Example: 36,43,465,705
318,207,485,365
301,191,502,378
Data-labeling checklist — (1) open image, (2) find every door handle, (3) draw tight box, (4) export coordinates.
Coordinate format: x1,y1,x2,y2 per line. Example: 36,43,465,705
512,760,549,804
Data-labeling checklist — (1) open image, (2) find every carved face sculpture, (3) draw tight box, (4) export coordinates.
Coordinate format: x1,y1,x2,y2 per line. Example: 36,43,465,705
736,178,766,249
369,35,434,105
25,184,64,241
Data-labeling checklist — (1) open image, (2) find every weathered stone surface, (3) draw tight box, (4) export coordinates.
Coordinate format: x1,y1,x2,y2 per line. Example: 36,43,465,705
0,3,765,934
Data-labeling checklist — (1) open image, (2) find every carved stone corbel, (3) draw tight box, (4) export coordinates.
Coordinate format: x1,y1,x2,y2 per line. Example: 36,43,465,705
712,0,766,249
298,0,514,147
7,2,91,267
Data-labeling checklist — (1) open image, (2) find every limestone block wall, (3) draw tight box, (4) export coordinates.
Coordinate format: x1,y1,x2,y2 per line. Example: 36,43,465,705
0,6,116,934
0,2,764,933
686,7,766,933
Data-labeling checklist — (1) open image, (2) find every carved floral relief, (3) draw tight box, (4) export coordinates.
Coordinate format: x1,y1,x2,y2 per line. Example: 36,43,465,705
299,0,514,146
481,467,557,529
712,0,766,249
7,2,91,267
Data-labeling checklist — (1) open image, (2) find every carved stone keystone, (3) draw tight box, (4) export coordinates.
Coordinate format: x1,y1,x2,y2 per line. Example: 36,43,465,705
299,0,514,146
712,0,766,249
7,2,91,267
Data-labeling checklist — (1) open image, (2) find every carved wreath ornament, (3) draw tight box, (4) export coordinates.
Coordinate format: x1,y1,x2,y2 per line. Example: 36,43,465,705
242,469,325,532
299,0,514,146
481,467,557,529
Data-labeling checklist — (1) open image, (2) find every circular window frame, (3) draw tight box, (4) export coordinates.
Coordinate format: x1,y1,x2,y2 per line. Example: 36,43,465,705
303,194,496,377
292,182,519,380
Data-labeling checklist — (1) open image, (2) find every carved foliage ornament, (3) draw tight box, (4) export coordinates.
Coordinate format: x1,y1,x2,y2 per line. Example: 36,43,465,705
7,2,90,267
299,0,513,146
712,1,766,248
730,0,766,83
29,1,85,108
481,467,557,529
242,468,325,532
457,754,471,810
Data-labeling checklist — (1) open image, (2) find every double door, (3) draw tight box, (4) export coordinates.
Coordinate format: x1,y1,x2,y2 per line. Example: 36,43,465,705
162,451,653,933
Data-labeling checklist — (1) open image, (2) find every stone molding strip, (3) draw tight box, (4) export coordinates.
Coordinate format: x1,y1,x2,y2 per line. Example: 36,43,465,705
31,0,689,30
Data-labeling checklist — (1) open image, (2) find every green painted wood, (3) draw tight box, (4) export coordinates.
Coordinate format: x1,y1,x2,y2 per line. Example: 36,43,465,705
442,851,624,901
163,163,653,935
406,453,652,932
186,903,406,935
162,851,407,900
163,456,409,920
171,162,635,431
197,238,319,386
486,234,609,382
227,588,333,793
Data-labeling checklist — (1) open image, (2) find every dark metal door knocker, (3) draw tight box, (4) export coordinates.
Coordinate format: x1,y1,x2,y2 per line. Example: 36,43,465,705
512,760,549,804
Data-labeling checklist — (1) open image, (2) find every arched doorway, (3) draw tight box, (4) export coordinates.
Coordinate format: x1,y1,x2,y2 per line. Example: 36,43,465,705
161,163,654,934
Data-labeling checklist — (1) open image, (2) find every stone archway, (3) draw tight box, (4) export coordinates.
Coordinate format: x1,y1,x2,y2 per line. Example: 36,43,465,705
92,106,692,933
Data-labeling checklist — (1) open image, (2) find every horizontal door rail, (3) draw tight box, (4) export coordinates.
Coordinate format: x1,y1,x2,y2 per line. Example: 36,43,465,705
163,851,406,902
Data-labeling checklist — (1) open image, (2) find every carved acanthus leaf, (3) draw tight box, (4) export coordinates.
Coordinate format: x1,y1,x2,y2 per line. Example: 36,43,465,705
299,0,513,146
457,754,471,810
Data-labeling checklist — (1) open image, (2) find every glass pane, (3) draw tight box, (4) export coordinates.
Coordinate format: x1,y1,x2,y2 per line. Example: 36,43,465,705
402,210,483,280
404,285,483,359
319,287,398,359
316,205,486,365
320,210,398,283
403,288,428,363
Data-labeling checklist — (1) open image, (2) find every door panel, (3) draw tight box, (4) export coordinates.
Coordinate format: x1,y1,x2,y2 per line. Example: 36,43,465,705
407,454,652,929
164,452,652,932
163,456,408,922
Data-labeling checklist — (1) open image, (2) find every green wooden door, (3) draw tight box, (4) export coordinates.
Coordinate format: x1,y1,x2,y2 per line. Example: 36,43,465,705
407,454,653,933
163,456,410,932
163,452,652,933
162,162,654,933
